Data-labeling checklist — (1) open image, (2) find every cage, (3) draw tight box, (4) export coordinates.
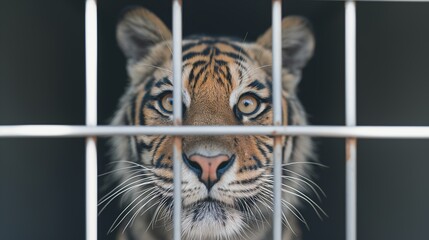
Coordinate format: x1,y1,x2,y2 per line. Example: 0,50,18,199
1,1,429,240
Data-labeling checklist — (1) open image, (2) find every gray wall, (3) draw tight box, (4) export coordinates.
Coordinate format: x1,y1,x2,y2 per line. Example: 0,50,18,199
1,1,428,240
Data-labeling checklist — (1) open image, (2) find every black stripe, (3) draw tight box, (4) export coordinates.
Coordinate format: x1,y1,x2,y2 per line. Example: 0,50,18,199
220,41,250,58
183,52,205,61
202,46,213,56
200,71,209,85
139,92,158,126
147,104,169,118
154,163,173,169
182,42,199,52
192,60,208,68
257,143,268,159
135,136,158,162
129,95,137,125
214,59,227,66
182,38,250,56
252,156,263,168
208,39,250,58
138,137,155,151
235,64,247,75
144,77,155,91
238,165,258,173
151,136,167,160
217,67,232,86
229,174,262,186
258,96,272,103
262,141,273,153
287,99,294,126
154,77,172,88
153,154,166,168
247,80,266,90
192,65,209,90
221,52,248,61
215,75,226,86
225,67,232,86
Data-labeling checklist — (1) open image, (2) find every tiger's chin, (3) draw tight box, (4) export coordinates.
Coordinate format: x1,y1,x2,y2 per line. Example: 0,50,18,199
181,200,245,240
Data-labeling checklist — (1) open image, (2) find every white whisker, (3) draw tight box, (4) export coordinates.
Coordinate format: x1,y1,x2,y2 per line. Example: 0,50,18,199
282,199,309,230
258,187,296,234
98,165,141,177
139,63,172,73
98,178,156,212
282,187,327,219
111,191,159,233
99,175,156,204
266,161,328,168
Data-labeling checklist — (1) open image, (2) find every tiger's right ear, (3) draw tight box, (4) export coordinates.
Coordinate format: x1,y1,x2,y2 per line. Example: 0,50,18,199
117,7,172,64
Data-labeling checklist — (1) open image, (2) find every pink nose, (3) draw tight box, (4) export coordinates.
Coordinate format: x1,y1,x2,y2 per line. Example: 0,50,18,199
184,154,235,190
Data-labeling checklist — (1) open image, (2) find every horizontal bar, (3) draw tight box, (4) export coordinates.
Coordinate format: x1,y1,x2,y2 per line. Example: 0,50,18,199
1,125,429,138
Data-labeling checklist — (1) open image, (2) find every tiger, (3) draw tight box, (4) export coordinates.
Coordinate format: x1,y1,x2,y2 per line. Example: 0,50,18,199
102,7,323,240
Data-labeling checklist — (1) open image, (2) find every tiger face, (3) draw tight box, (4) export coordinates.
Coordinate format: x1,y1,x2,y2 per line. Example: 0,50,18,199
106,7,318,240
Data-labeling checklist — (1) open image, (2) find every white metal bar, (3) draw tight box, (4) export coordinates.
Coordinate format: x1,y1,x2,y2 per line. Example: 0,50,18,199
172,0,183,239
2,125,429,138
345,1,357,240
85,1,97,240
272,3,283,126
346,1,356,127
85,137,97,240
272,0,283,239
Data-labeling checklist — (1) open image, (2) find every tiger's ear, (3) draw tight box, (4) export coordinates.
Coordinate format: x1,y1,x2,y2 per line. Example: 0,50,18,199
257,16,315,71
117,7,172,64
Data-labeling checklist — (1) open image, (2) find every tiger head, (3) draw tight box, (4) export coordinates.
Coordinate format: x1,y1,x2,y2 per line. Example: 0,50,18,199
106,7,317,240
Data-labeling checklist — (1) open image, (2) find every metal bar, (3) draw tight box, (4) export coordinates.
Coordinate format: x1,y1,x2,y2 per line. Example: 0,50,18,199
272,0,283,239
346,1,356,127
85,1,97,240
2,125,429,138
172,0,183,239
345,1,357,240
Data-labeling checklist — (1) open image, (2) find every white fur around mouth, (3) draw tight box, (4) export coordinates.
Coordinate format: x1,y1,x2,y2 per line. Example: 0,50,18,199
181,200,245,240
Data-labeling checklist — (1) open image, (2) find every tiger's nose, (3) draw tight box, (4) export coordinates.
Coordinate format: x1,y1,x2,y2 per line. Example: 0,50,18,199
183,154,235,190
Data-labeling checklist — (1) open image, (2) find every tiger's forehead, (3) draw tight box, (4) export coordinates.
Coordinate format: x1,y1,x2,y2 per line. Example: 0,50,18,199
146,37,270,99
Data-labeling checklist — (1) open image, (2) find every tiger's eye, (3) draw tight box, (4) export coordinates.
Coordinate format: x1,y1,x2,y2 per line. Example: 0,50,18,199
237,94,259,115
160,93,173,113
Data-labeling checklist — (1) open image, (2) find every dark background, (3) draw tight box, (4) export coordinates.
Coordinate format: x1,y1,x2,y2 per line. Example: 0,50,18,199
1,1,429,240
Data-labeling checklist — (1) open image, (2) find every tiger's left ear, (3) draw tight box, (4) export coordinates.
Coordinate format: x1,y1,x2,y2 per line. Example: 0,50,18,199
117,7,172,65
257,16,315,71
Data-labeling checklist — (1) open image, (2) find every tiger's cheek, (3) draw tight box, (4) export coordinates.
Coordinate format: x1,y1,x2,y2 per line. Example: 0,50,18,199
151,136,174,178
234,136,272,177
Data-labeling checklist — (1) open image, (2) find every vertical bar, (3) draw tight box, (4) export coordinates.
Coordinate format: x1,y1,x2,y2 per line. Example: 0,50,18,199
346,0,356,127
272,0,283,240
345,1,357,240
85,1,97,240
172,0,183,240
